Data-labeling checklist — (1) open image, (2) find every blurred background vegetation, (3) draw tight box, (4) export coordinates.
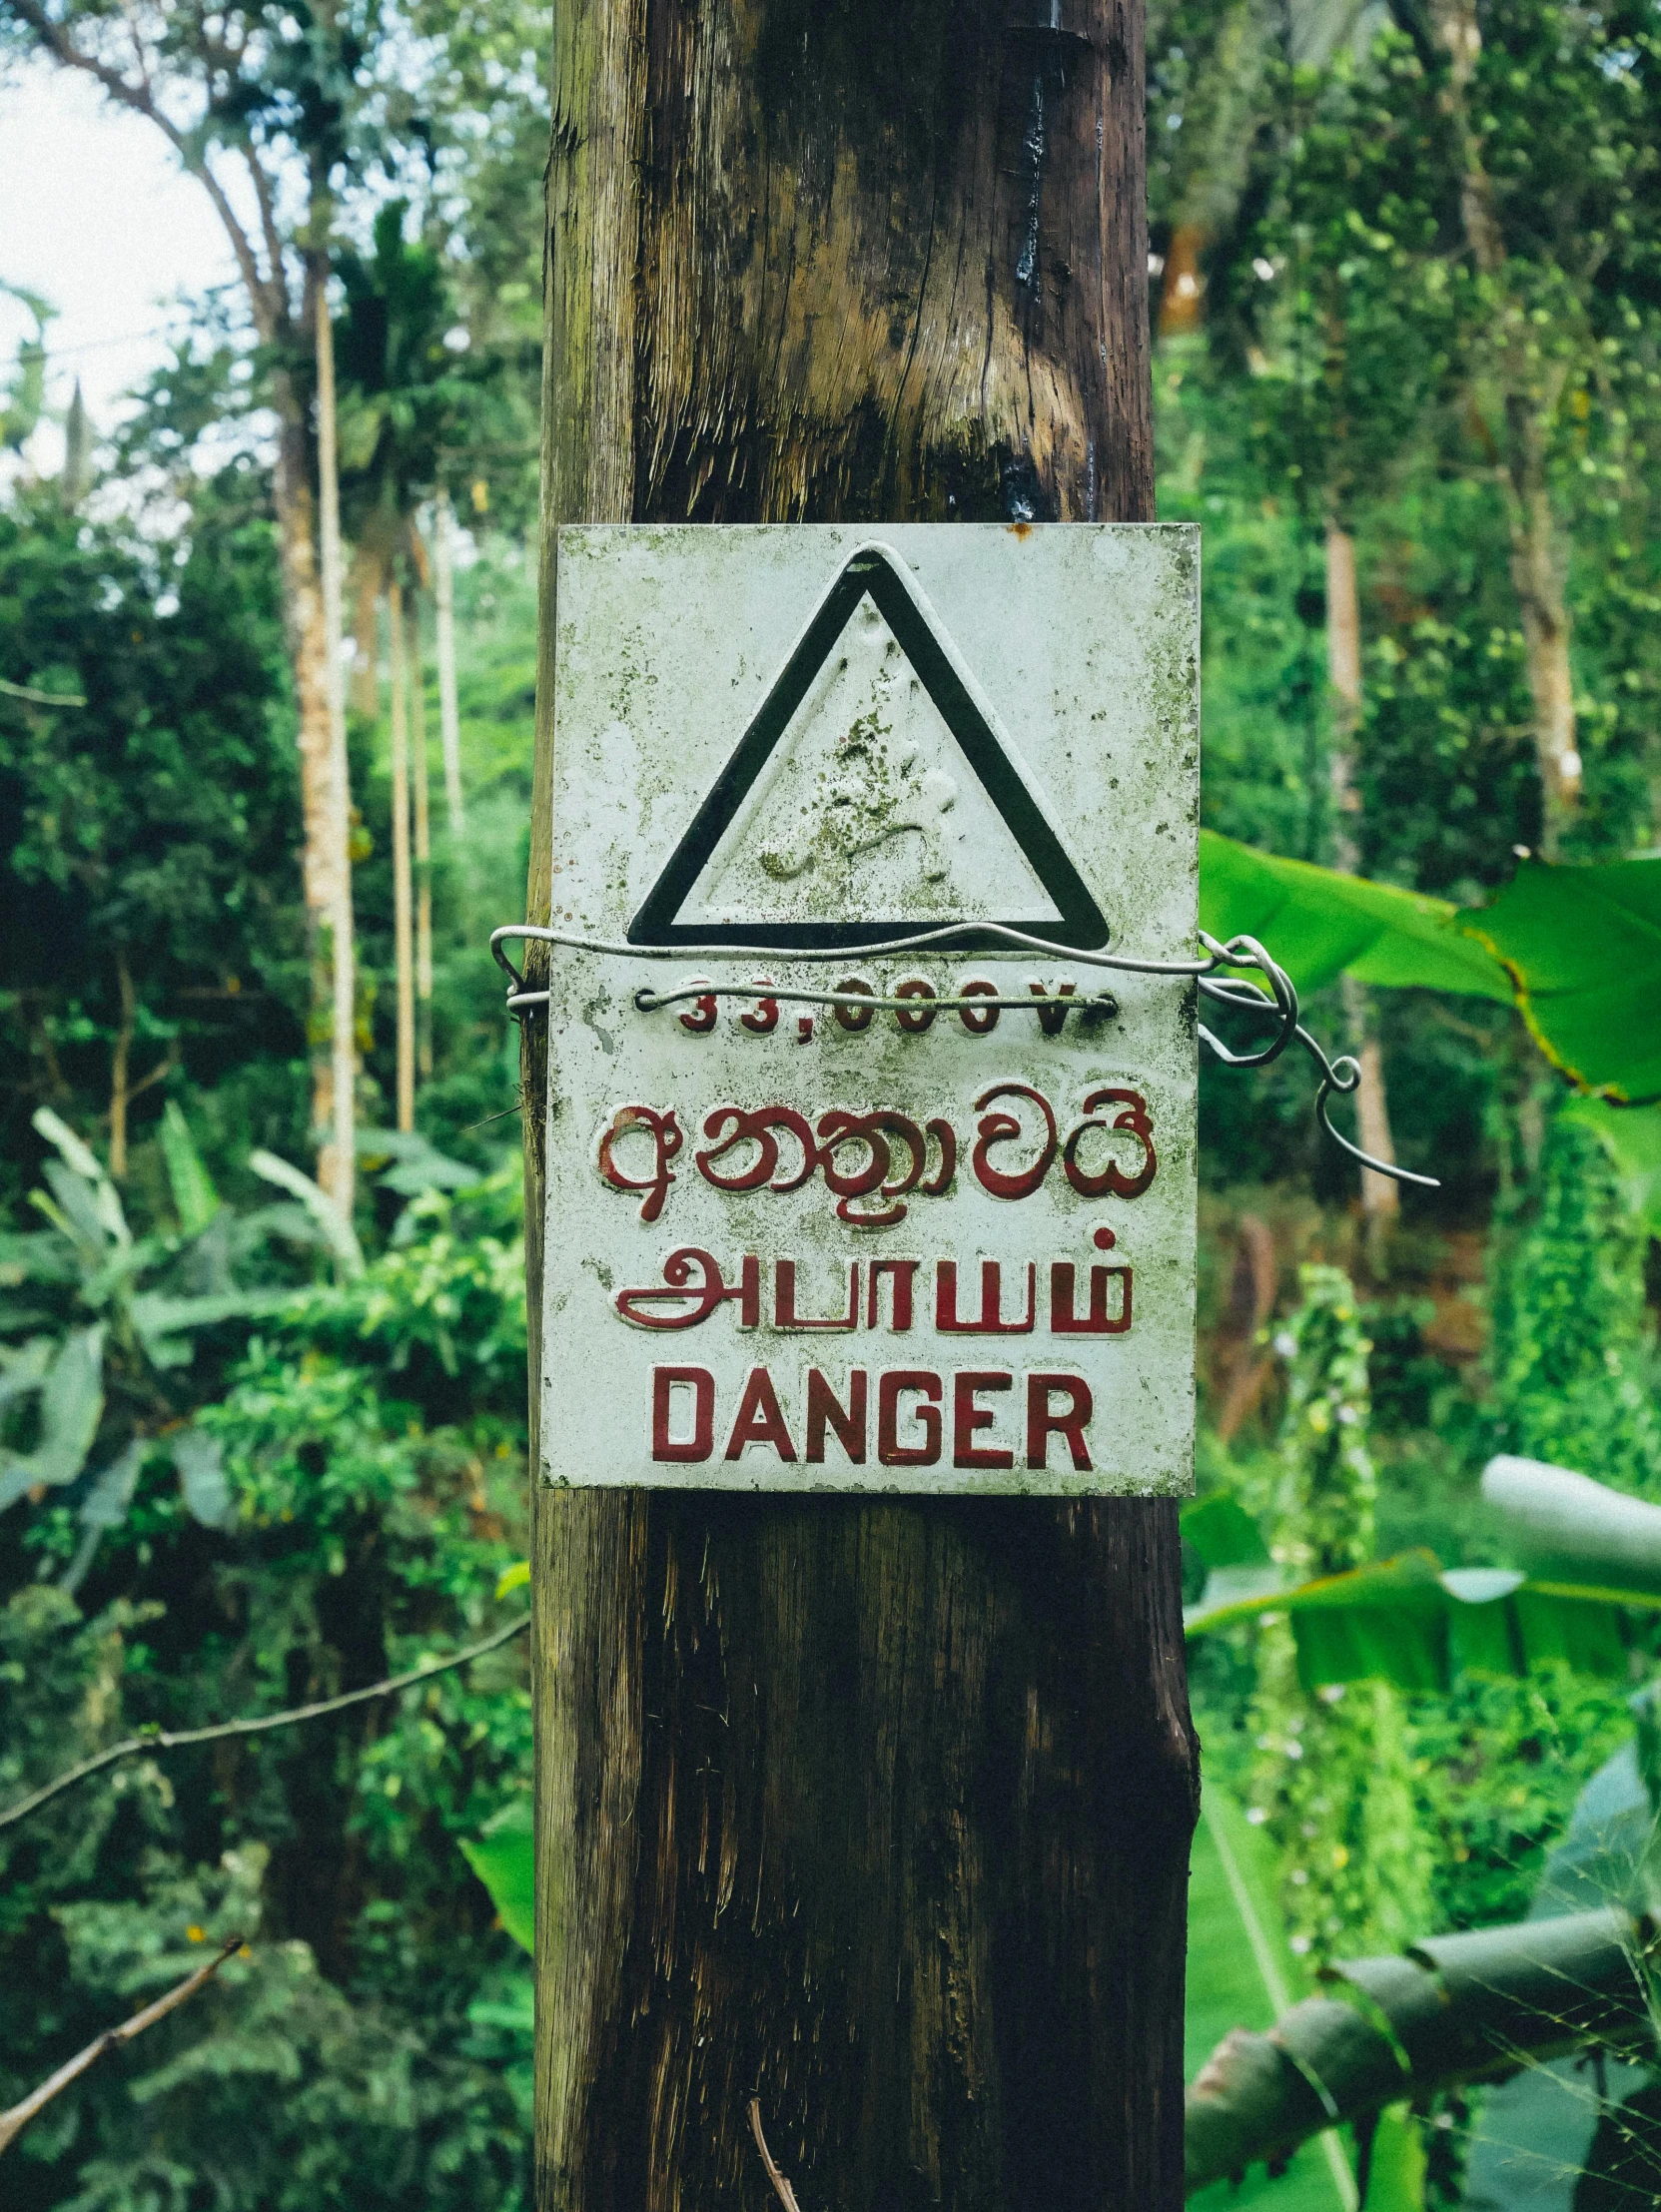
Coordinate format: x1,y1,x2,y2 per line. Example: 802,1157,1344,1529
2,0,1661,2206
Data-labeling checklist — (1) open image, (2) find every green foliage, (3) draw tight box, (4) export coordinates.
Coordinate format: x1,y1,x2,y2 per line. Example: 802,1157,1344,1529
0,1167,532,2208
1561,1098,1661,1239
1408,1667,1641,1934
0,1106,342,1580
0,484,305,1200
1241,1267,1436,1965
1185,1787,1360,2211
335,201,505,556
1490,1113,1661,1493
1266,1265,1378,1581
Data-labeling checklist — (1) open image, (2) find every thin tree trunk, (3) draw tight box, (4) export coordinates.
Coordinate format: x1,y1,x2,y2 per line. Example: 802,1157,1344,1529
1324,519,1399,1237
434,492,465,833
410,588,434,1082
314,272,357,1212
108,951,134,1180
1504,411,1580,851
350,552,384,722
270,355,345,1182
1431,0,1580,858
7,22,360,1195
389,578,415,1132
527,6,1198,2209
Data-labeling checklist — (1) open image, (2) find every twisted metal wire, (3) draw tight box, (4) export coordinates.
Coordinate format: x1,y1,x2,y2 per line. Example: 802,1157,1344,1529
488,921,1435,1189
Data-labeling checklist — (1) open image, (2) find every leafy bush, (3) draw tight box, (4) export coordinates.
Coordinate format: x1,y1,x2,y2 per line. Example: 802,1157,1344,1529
0,1165,532,2210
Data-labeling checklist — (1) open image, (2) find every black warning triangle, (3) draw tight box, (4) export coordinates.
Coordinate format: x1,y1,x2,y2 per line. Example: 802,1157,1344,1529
628,544,1109,952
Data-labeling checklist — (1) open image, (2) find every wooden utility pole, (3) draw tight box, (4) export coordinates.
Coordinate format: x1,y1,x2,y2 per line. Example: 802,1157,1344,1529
525,4,1199,2206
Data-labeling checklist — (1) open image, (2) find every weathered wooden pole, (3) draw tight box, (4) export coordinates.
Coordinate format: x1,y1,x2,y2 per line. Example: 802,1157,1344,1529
524,4,1200,2206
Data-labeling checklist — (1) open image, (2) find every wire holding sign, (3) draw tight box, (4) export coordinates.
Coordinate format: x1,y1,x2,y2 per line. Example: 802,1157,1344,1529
493,919,1433,1191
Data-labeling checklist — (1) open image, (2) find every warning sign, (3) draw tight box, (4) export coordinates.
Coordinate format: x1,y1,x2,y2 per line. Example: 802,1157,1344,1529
540,525,1200,1495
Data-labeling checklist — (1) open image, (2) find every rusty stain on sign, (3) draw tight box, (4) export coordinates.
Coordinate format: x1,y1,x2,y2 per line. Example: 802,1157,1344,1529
541,524,1199,1495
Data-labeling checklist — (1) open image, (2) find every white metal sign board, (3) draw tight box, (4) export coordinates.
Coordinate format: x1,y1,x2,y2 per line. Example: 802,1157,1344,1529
540,524,1199,1495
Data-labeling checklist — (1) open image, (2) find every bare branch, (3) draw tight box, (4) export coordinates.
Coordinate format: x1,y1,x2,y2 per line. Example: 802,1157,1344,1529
0,1934,243,2158
747,2099,804,2212
243,144,291,316
0,1613,531,1836
1,0,280,340
0,676,86,708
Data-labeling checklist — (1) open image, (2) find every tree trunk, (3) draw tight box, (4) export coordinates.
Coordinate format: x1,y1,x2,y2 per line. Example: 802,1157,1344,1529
314,275,357,1211
389,577,415,1132
526,6,1199,2210
410,589,434,1083
270,355,350,1188
1323,519,1398,1239
1504,409,1581,856
108,951,134,1180
350,551,384,722
434,492,466,833
1431,0,1580,859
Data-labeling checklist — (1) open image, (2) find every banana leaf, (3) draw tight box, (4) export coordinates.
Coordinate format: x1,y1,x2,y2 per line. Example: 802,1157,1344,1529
459,1799,534,1955
1187,1788,1359,2209
1458,856,1661,1105
1560,1096,1661,1237
1201,836,1661,1111
249,1149,364,1278
1463,1745,1658,2208
1185,1549,1640,1693
1186,1459,1661,1692
1199,831,1511,1002
1186,1908,1656,2196
161,1102,221,1236
0,1323,106,1511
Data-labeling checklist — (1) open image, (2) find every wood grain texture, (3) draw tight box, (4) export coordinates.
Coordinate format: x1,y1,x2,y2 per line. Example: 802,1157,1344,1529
526,4,1197,2204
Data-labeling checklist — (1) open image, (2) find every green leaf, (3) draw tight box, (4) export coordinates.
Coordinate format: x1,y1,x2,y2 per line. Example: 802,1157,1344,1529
170,1428,232,1529
161,1102,221,1237
0,1323,106,1510
129,1289,292,1363
494,1560,529,1600
1188,1788,1305,2066
77,1438,146,1532
32,1106,129,1246
1559,1096,1661,1236
36,1161,118,1263
1199,830,1511,1001
1187,1549,1639,1693
1187,1907,1653,2196
1186,1790,1358,2211
249,1149,364,1278
1364,2106,1427,2212
358,1127,477,1194
1458,857,1661,1103
1182,1492,1271,1570
459,1799,534,1955
0,1336,54,1413
1482,1455,1661,1597
33,1323,108,1489
0,1231,80,1287
466,1975,533,2037
1186,1458,1661,1691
